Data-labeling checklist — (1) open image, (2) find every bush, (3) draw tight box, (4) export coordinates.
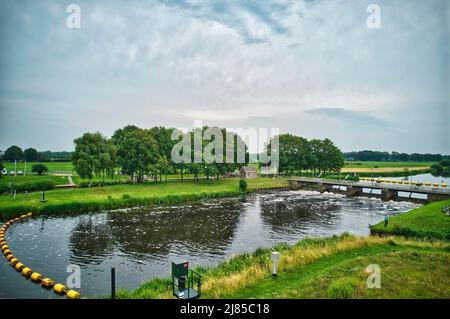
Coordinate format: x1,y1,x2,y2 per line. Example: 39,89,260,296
0,180,56,194
239,178,247,192
31,164,49,175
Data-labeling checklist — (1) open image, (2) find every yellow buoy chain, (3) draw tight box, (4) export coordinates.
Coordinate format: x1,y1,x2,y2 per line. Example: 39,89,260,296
1,213,81,299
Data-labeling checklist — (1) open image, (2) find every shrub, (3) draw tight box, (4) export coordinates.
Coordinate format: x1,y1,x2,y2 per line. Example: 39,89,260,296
0,180,55,194
239,178,247,192
31,164,49,175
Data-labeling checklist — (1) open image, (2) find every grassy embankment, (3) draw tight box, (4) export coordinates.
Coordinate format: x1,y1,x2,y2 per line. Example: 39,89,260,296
118,199,450,299
371,199,450,240
118,233,449,299
0,177,289,219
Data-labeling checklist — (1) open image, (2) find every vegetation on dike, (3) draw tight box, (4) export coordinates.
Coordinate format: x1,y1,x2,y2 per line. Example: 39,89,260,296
371,199,450,240
0,178,288,218
117,234,449,299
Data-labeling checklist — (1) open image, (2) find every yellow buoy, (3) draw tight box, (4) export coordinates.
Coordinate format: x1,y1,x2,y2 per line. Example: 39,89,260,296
6,254,15,261
425,182,430,186
54,283,67,294
10,257,18,265
404,181,409,185
22,267,33,277
42,278,55,288
1,244,8,251
66,290,81,299
14,262,25,271
0,241,6,247
433,183,438,187
30,272,42,282
442,183,447,187
411,181,415,185
3,249,12,256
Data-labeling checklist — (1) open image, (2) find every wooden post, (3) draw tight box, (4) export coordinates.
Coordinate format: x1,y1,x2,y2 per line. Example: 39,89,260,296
111,268,116,299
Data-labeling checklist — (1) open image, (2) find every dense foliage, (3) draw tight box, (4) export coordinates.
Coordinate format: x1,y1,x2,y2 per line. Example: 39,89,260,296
430,159,450,177
267,134,344,175
344,150,449,162
31,164,49,175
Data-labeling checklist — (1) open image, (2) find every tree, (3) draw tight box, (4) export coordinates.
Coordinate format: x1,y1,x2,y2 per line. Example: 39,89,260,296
32,164,49,175
153,156,171,182
0,159,4,178
24,148,39,162
3,145,23,162
113,127,159,183
72,132,117,180
239,178,247,192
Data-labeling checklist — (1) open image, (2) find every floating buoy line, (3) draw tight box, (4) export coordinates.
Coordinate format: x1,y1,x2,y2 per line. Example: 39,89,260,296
1,213,81,299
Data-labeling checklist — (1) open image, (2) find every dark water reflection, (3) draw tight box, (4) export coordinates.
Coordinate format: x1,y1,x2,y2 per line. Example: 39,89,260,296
0,191,419,298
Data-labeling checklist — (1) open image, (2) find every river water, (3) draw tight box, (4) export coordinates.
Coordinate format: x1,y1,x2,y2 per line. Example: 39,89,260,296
0,190,420,298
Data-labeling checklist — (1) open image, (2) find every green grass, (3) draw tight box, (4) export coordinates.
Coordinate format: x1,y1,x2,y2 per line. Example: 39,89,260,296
3,162,74,174
344,161,434,168
0,177,289,218
371,199,450,240
0,174,70,186
117,234,449,299
228,247,449,299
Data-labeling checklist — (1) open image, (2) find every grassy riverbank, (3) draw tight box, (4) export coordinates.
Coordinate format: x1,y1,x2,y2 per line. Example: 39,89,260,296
371,199,450,240
117,234,450,299
0,177,289,218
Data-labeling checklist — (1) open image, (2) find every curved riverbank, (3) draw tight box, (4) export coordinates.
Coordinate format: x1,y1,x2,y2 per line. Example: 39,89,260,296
0,178,289,219
117,233,449,299
117,199,450,299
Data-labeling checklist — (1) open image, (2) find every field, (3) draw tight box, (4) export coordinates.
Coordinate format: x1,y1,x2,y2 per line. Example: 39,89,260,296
344,161,434,168
118,233,450,299
0,177,289,218
0,174,70,186
3,162,73,174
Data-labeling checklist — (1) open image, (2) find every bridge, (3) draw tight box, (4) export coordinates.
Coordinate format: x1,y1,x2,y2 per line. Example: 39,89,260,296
288,177,450,202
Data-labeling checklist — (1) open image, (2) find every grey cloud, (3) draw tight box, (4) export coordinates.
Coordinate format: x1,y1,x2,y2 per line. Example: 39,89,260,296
304,108,390,127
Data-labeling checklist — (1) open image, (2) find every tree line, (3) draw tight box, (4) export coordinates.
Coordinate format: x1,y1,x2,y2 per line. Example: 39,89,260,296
344,150,449,162
267,134,344,176
72,125,249,182
0,146,72,162
71,125,345,182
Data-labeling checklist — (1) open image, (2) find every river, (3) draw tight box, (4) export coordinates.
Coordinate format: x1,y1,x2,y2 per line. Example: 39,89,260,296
0,190,420,298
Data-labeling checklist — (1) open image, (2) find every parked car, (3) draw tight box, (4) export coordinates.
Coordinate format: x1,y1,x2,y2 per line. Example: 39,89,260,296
1,168,7,175
9,171,15,175
17,170,24,175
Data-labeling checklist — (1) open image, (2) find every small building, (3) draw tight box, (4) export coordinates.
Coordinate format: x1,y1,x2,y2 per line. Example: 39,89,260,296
240,166,257,179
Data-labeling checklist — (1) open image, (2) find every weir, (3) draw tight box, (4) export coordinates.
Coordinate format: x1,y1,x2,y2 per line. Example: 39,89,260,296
288,178,450,202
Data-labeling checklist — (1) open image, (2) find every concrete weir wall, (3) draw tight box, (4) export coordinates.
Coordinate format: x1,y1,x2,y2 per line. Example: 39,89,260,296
288,178,450,203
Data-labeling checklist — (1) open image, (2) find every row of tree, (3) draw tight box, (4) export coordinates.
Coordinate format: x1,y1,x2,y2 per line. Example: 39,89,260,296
72,125,345,182
344,150,449,162
268,134,344,175
72,125,248,182
0,146,72,162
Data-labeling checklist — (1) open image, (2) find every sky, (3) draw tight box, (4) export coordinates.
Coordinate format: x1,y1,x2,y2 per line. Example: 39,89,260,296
0,0,449,154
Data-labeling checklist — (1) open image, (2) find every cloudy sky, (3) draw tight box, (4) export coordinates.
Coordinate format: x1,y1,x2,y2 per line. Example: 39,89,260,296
0,0,448,153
